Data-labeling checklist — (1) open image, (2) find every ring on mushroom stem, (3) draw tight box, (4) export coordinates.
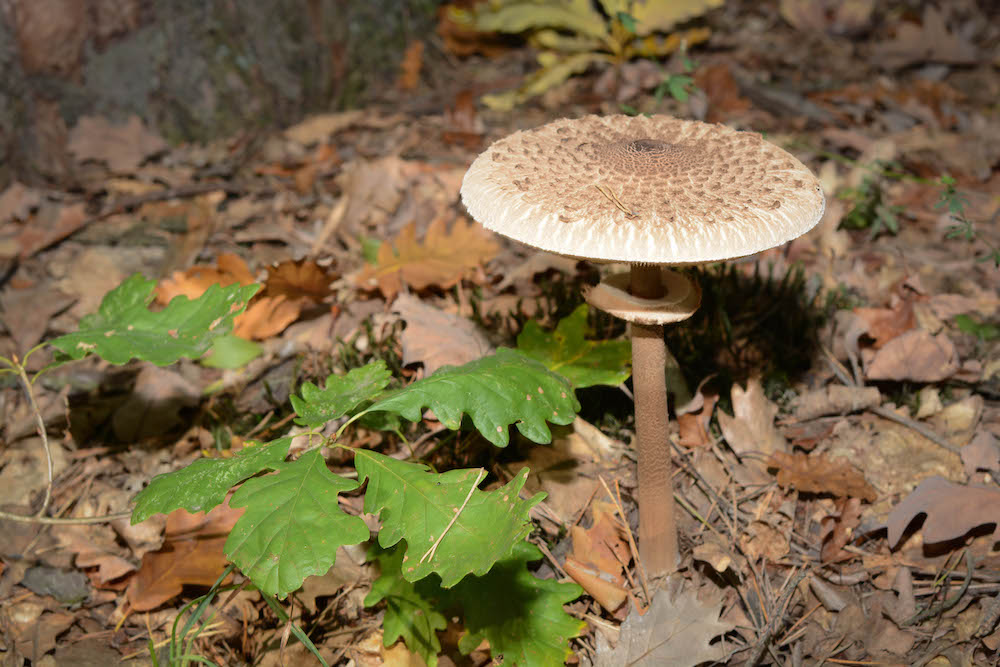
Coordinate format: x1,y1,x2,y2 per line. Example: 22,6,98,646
461,114,825,578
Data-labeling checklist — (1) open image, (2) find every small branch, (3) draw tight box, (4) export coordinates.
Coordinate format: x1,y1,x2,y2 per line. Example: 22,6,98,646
2,357,55,518
747,568,809,667
0,510,133,525
870,405,961,456
419,468,484,564
904,550,975,626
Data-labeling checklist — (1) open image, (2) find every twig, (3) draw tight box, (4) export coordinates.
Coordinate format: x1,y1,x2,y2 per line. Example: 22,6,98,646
977,591,1000,638
419,468,484,564
597,476,650,603
821,347,961,456
2,357,55,518
870,405,961,456
903,550,975,626
0,510,133,524
747,567,810,667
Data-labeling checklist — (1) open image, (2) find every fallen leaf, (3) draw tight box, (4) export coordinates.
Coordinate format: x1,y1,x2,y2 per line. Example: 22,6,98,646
14,201,88,259
126,504,242,611
233,294,303,340
355,217,499,299
962,432,1000,476
111,364,201,441
393,293,493,375
0,285,75,354
820,497,863,563
596,579,736,667
0,182,42,222
865,329,959,382
284,110,365,145
260,258,336,303
886,476,1000,549
156,252,256,304
873,6,978,69
854,300,916,348
564,556,627,613
570,501,630,577
790,384,881,421
767,451,877,502
741,520,789,562
397,40,424,90
67,114,167,172
9,606,75,661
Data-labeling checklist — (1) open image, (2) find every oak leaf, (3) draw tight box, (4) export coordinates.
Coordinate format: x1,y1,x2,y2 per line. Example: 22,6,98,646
356,217,498,299
767,451,877,502
126,504,242,611
887,476,1000,549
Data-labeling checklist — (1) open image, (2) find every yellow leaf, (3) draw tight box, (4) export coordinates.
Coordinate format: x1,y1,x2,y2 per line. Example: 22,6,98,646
628,0,725,37
355,217,499,299
482,51,609,111
473,0,608,41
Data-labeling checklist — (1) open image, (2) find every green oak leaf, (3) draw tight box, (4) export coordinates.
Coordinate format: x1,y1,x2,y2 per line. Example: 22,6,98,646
453,541,584,666
355,449,543,587
131,438,292,523
226,450,369,598
517,304,631,388
366,546,447,667
368,348,579,447
291,360,393,428
50,274,260,366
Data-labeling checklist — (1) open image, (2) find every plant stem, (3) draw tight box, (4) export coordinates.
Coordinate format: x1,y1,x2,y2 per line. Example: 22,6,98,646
629,264,678,577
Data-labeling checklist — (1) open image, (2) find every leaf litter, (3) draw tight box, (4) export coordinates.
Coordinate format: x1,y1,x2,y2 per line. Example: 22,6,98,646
1,2,1000,664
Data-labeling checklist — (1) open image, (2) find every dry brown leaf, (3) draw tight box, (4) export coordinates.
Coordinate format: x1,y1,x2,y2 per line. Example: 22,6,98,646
718,379,786,457
564,556,627,613
767,451,877,502
9,606,75,661
741,520,789,562
233,294,302,340
780,0,873,34
14,201,88,260
0,182,42,222
261,258,336,303
126,504,241,612
854,300,916,348
157,253,309,340
283,110,365,145
886,476,1000,549
865,329,959,382
873,5,978,69
355,217,499,299
790,384,881,421
156,252,256,304
393,293,493,375
962,432,1000,476
820,497,863,563
571,501,630,577
397,40,424,90
67,114,167,173
596,579,736,667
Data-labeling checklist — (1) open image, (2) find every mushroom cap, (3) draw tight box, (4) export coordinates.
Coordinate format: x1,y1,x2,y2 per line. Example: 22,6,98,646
461,115,825,265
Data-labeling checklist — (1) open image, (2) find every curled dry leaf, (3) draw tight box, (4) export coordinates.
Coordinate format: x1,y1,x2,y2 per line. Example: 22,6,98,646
767,451,877,502
887,476,1000,549
790,384,881,420
820,497,863,563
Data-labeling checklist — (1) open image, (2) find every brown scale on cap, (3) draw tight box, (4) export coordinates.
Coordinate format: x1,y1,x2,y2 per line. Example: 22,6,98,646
464,115,824,265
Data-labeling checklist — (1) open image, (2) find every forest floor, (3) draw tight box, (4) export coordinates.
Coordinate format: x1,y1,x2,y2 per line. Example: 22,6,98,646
1,1,999,666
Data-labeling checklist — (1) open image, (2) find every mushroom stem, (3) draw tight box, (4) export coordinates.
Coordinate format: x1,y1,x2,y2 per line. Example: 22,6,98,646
629,264,679,577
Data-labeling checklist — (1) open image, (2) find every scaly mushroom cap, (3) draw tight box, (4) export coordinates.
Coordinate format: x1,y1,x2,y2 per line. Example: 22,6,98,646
461,115,825,264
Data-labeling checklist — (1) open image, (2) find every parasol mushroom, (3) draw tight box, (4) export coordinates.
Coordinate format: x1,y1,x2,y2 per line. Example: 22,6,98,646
461,114,824,577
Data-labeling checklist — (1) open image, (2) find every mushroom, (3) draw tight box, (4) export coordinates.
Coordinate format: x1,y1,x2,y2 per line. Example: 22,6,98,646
461,114,824,577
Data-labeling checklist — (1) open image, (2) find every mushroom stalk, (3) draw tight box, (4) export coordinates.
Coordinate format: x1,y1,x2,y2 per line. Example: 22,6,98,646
629,264,679,576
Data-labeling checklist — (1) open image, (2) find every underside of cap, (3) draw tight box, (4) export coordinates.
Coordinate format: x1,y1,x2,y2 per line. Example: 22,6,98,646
461,115,825,265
